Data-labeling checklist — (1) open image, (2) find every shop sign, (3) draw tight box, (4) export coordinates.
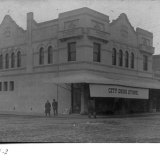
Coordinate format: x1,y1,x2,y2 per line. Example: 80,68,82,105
89,84,149,99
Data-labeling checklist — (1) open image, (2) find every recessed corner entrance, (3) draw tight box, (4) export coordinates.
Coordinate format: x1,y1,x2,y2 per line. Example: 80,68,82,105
71,84,81,113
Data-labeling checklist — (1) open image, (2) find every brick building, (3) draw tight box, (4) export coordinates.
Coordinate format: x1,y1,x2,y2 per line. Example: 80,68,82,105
0,7,159,115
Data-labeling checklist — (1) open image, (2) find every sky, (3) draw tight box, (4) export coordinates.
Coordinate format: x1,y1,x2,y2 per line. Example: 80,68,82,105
0,0,159,54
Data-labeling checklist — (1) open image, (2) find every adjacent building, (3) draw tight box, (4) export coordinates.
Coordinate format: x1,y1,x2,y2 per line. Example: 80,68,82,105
0,7,159,115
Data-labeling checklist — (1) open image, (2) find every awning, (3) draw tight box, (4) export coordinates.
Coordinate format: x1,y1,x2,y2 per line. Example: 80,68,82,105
90,84,149,99
44,72,160,89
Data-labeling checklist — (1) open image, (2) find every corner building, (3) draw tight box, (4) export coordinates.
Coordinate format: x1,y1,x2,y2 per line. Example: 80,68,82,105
0,7,159,115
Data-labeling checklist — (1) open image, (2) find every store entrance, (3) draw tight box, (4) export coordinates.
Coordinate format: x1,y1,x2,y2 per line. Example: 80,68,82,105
94,97,150,115
71,84,81,113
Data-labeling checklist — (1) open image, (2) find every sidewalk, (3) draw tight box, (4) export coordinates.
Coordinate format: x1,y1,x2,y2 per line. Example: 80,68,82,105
0,110,160,119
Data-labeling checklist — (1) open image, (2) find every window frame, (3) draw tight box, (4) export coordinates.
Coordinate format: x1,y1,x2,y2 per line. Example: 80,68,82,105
112,48,117,65
39,47,44,65
125,51,129,68
93,43,101,62
17,51,21,68
9,81,14,91
5,53,9,69
143,55,148,71
48,46,53,64
3,81,8,91
0,82,2,91
0,54,3,69
131,52,134,69
118,50,123,66
11,52,15,68
68,42,76,62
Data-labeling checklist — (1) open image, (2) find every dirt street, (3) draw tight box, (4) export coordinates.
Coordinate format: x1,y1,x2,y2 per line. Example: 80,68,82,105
1,114,160,142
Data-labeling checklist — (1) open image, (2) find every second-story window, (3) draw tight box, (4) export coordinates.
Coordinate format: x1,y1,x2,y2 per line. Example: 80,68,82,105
11,52,15,68
112,48,116,65
118,50,123,66
9,81,14,91
93,43,101,62
5,53,9,69
0,82,2,91
39,47,44,65
125,51,129,68
48,46,53,64
143,55,148,71
68,42,76,61
0,54,3,69
142,38,150,46
131,52,134,69
17,51,21,67
3,81,8,91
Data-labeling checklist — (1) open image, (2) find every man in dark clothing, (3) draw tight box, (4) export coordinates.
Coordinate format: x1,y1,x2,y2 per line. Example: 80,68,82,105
88,98,96,118
45,100,51,117
52,99,58,116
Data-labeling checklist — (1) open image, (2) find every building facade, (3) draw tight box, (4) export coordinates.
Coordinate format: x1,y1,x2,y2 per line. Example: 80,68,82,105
0,7,159,115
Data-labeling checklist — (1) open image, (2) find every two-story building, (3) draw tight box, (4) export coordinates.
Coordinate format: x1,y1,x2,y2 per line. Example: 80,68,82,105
0,7,159,115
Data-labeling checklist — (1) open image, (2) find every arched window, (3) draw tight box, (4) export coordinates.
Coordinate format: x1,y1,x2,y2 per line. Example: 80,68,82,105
39,47,44,65
5,53,9,69
112,48,116,65
48,46,53,64
125,51,129,68
11,52,15,68
131,52,134,69
0,54,3,69
118,50,123,66
17,51,21,67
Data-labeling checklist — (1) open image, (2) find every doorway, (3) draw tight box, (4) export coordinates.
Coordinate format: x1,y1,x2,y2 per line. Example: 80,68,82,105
71,84,81,113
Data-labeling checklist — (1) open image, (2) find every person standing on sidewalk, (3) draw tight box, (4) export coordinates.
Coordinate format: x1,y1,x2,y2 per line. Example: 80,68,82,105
45,100,51,117
52,99,58,116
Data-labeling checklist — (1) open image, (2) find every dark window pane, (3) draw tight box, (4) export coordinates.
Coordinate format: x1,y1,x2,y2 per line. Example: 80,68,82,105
112,48,116,65
39,47,44,65
17,51,21,67
5,54,9,69
143,55,148,71
131,52,134,69
48,46,53,64
0,55,3,69
11,52,15,68
68,42,76,61
125,51,129,67
119,50,123,66
10,81,14,91
0,82,2,91
4,82,8,91
93,43,101,62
